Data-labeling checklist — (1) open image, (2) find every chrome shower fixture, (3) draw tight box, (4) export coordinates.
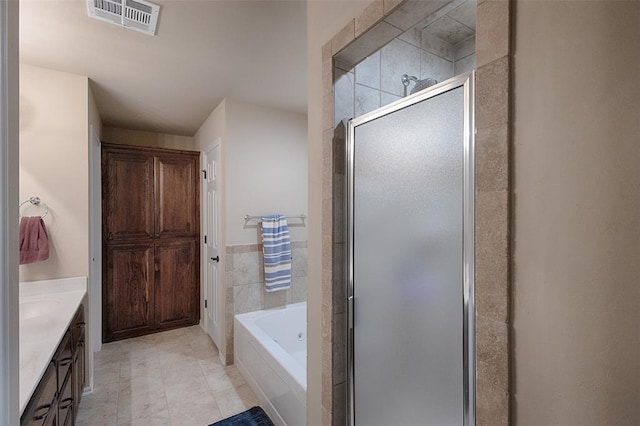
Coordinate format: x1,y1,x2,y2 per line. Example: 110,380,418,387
401,74,438,96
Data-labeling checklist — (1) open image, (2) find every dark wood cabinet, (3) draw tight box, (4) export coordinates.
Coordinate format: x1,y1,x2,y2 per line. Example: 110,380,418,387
155,239,198,329
102,144,200,342
104,243,155,340
21,305,85,426
155,156,199,238
103,151,155,241
71,308,85,418
21,362,57,426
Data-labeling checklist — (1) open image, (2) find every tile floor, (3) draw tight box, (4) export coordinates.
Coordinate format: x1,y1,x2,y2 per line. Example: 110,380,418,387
77,325,260,426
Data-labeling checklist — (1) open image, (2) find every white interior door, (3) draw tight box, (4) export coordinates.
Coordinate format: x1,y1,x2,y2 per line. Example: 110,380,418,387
203,143,221,348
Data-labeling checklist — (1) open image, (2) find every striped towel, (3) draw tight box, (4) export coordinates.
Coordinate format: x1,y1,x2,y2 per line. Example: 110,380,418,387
261,214,292,292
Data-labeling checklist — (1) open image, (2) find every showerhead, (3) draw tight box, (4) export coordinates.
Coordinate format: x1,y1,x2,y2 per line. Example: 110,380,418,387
410,77,438,94
401,74,438,96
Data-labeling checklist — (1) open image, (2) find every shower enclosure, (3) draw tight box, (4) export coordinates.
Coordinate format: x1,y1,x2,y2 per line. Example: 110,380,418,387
346,72,475,425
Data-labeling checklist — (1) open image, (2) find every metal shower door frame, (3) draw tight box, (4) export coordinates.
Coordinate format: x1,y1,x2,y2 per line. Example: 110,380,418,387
345,71,476,426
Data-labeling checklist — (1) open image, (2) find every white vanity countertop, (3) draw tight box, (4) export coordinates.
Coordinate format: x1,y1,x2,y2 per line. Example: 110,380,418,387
19,277,87,414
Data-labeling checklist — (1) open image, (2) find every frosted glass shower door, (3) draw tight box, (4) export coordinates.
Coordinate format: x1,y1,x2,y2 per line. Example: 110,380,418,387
347,74,474,426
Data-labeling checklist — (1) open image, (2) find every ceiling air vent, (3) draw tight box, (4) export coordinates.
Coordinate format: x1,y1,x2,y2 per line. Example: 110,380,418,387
87,0,160,36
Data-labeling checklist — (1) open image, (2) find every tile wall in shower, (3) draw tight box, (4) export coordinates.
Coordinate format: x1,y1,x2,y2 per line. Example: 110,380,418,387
334,6,476,125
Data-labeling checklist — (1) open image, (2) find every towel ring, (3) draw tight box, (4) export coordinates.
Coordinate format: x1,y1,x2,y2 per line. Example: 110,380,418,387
19,196,49,219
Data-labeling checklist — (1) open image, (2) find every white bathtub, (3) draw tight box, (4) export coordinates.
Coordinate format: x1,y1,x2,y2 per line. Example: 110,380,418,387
234,302,306,426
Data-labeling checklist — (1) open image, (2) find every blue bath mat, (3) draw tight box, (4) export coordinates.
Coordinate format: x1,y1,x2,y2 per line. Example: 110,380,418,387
209,406,274,426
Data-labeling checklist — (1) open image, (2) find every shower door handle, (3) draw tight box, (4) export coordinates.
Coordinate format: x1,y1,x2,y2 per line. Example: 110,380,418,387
348,296,354,330
210,256,219,263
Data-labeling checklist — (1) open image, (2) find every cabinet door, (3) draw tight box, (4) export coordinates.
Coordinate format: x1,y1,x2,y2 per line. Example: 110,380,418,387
74,337,85,414
155,154,199,238
104,243,155,341
55,331,73,393
57,371,73,426
155,239,199,329
103,148,154,241
71,306,85,418
21,362,57,426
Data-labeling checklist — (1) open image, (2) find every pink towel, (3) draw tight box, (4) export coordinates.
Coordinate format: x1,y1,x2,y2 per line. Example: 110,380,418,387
19,216,49,265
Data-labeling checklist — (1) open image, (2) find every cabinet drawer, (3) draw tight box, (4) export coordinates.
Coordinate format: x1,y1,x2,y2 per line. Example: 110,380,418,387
71,306,85,347
55,330,73,392
21,362,57,426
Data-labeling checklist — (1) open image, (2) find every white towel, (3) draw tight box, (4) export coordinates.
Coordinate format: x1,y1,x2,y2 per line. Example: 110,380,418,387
261,214,292,292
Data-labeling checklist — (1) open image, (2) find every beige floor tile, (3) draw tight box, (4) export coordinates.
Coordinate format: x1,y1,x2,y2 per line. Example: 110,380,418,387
167,395,223,426
119,375,166,398
213,383,260,418
164,376,210,404
198,357,225,376
94,359,121,386
190,336,218,354
166,377,222,426
157,344,197,366
120,353,162,381
160,358,204,384
91,380,120,404
204,366,246,394
120,338,156,355
76,395,118,426
95,345,123,366
117,390,171,426
78,326,263,426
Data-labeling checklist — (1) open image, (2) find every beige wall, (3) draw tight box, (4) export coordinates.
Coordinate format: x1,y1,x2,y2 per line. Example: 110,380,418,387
513,1,640,424
225,99,308,245
307,1,370,424
19,64,90,282
102,126,196,150
194,99,226,152
194,98,308,246
88,85,102,141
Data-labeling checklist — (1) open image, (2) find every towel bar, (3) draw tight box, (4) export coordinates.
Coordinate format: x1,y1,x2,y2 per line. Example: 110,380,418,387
19,196,49,219
244,214,306,225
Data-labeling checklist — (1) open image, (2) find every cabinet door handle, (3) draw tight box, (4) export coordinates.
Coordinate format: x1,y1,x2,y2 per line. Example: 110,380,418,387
59,357,73,367
32,404,51,420
59,397,73,410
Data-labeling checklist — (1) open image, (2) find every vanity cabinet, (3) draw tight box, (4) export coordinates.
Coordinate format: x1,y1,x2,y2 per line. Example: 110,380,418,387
21,304,85,426
71,308,85,418
54,331,73,425
21,362,57,426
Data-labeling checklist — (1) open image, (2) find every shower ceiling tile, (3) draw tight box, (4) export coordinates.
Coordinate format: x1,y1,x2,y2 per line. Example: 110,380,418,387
397,27,421,48
421,50,454,83
383,0,451,30
454,36,476,60
334,21,402,67
421,31,455,61
447,0,477,30
424,15,475,45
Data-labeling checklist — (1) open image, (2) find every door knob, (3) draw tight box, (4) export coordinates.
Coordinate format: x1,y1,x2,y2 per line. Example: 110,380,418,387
211,256,219,262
